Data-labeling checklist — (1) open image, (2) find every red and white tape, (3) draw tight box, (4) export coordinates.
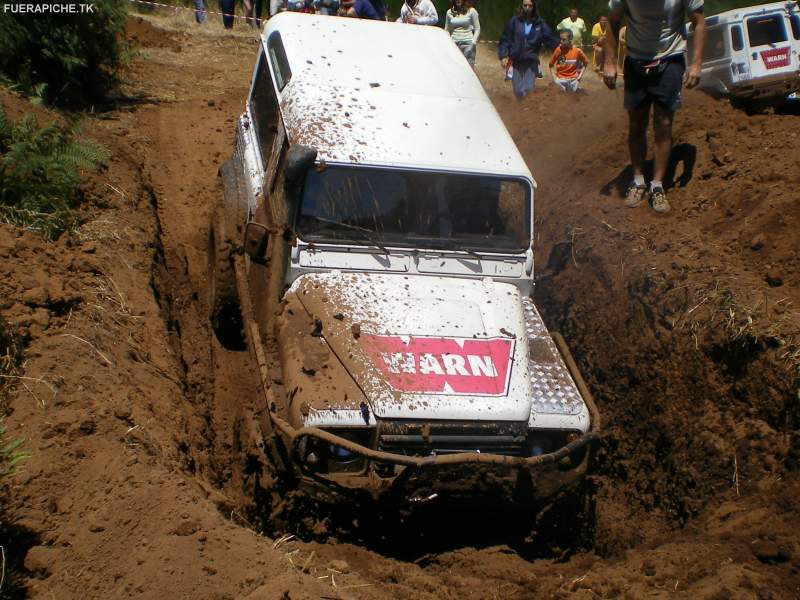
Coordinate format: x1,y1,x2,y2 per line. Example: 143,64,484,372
127,0,257,22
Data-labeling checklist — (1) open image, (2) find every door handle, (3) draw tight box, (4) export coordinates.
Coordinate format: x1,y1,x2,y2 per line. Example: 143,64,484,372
752,52,758,60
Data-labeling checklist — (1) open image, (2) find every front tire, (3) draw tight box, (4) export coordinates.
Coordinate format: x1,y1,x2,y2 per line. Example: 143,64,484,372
207,208,244,350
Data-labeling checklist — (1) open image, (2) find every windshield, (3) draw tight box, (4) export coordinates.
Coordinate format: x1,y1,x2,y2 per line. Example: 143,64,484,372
296,166,531,253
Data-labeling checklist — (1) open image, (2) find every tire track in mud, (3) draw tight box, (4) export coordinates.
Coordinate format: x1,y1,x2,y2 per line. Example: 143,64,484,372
140,103,262,497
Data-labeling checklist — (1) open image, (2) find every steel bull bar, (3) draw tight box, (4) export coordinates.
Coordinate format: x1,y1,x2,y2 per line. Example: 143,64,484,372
233,254,601,473
271,334,601,471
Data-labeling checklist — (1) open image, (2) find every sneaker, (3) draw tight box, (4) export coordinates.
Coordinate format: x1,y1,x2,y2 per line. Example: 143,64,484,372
649,187,670,213
624,183,647,208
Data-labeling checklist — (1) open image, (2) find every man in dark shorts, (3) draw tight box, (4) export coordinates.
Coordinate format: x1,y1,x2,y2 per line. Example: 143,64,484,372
602,0,705,213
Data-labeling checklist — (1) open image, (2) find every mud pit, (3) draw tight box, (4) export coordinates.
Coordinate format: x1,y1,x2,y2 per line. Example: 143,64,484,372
1,13,799,599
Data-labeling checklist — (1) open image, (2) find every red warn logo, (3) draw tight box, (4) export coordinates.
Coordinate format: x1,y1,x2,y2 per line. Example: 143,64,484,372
761,47,790,69
361,334,515,396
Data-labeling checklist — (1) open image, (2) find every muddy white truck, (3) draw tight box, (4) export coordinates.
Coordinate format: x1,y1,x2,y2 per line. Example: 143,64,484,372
690,1,800,110
208,13,600,505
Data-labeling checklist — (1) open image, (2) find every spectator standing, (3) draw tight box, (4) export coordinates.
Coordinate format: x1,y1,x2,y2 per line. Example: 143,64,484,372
219,0,235,28
557,8,587,47
194,0,207,23
245,0,266,25
603,0,705,213
498,0,559,100
347,0,386,20
397,0,438,25
549,30,587,92
315,0,341,15
270,0,284,15
445,0,481,67
288,0,314,11
617,25,627,67
591,15,608,71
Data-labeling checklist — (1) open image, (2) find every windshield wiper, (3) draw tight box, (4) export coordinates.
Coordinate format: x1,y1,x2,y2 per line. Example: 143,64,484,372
419,240,482,260
303,215,389,254
459,247,482,260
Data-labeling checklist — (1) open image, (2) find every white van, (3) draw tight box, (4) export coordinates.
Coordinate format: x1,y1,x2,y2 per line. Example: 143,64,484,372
692,1,800,108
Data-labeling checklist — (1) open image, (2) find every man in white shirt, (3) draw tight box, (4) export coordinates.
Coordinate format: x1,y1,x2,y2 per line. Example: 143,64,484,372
603,0,705,214
397,0,438,26
557,8,587,47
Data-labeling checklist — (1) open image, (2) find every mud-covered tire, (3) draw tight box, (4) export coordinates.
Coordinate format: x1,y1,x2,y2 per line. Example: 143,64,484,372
207,208,245,350
731,97,762,115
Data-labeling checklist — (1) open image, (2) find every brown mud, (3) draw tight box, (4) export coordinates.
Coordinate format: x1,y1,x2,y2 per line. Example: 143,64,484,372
0,13,798,600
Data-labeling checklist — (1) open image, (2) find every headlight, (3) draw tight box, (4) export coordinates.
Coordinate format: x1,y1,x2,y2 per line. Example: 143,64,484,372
522,298,585,416
304,428,372,474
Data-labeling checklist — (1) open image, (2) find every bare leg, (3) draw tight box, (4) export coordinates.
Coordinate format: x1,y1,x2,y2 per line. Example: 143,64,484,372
652,103,674,184
627,104,650,180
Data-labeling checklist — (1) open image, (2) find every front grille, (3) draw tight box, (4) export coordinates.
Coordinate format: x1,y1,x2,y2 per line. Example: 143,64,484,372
377,421,527,457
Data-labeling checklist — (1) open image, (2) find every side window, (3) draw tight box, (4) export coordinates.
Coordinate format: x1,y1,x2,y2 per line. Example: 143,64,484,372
791,14,800,40
267,32,291,91
249,51,279,169
703,27,726,61
731,25,744,51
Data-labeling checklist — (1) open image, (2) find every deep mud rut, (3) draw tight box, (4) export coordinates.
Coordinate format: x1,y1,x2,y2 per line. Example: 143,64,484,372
1,11,799,600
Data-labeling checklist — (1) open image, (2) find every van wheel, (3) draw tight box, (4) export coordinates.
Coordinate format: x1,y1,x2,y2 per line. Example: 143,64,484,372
207,209,245,350
731,98,760,115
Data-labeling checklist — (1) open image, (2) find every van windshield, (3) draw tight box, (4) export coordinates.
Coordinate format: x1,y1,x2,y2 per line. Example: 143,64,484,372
747,14,787,46
296,166,530,253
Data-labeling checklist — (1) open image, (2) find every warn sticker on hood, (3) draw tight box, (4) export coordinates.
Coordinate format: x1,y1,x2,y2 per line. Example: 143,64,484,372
361,334,515,396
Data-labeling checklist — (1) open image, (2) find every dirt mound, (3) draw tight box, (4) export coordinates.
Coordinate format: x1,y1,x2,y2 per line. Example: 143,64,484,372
1,15,798,600
124,16,182,51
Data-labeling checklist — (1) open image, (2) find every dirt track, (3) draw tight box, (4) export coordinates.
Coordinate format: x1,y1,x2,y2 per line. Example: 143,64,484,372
1,11,799,599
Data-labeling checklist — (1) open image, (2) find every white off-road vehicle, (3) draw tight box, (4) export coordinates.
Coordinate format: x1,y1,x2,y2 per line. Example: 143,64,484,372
691,1,800,110
208,13,599,504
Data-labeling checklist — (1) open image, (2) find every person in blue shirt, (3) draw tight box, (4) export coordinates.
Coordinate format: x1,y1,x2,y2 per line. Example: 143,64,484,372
346,0,386,20
498,0,559,100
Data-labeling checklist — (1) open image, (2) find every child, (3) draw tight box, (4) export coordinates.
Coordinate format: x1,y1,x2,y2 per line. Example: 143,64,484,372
548,29,588,92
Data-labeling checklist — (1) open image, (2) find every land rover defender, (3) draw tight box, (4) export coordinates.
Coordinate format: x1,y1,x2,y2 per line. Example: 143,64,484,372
208,12,600,503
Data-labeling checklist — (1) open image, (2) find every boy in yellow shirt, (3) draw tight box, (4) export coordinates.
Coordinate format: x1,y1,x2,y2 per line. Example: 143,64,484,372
591,16,608,71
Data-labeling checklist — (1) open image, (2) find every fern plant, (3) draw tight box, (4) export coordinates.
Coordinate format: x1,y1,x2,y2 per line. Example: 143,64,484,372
0,110,107,239
0,426,28,479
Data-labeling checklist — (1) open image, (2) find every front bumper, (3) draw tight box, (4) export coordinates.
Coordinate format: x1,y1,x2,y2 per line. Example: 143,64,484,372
267,332,601,498
730,73,800,101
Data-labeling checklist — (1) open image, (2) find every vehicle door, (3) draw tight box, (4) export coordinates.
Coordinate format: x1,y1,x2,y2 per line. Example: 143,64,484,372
246,31,293,334
790,8,800,73
743,10,796,80
727,21,752,88
697,21,732,95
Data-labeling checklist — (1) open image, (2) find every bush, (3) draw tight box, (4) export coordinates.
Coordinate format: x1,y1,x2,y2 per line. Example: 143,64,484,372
0,0,128,108
0,110,108,239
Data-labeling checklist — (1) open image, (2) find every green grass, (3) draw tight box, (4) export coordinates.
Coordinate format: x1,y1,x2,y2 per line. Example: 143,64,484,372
0,320,28,483
137,0,766,40
0,110,108,240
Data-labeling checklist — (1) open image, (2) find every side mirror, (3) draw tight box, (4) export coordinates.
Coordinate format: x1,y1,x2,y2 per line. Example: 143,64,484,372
284,144,318,188
283,145,317,225
244,221,270,261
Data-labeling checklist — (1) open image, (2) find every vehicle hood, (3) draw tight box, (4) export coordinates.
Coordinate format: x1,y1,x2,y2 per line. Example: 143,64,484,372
290,272,532,422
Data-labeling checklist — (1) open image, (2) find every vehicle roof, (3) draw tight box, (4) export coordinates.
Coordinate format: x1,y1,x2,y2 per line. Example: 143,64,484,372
706,0,798,23
261,12,535,185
